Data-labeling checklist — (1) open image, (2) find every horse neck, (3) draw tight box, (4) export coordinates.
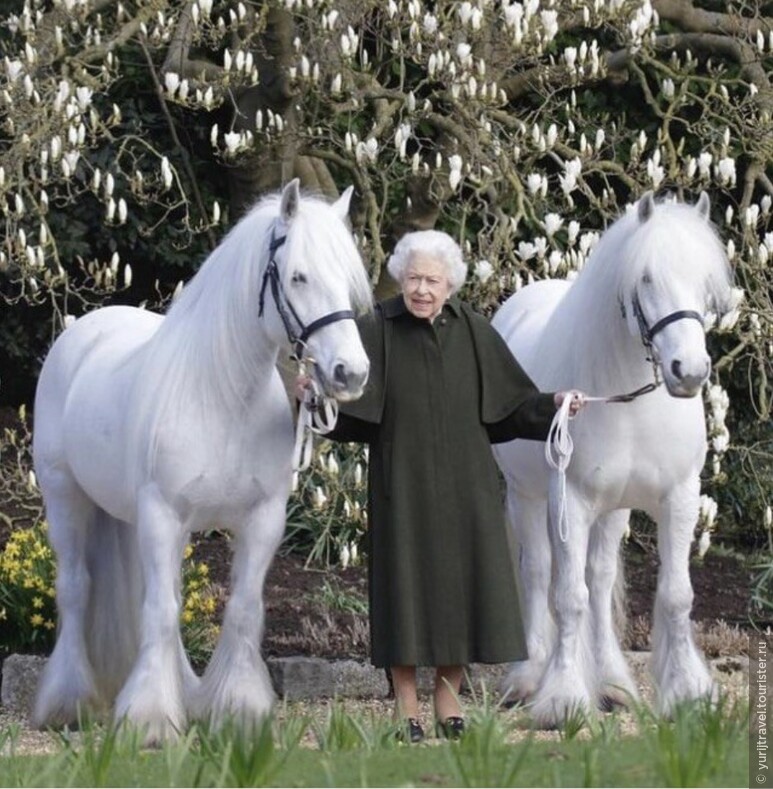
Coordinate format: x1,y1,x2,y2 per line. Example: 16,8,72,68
145,234,283,419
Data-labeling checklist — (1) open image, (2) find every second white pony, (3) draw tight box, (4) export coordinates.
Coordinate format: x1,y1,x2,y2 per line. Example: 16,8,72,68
492,192,733,727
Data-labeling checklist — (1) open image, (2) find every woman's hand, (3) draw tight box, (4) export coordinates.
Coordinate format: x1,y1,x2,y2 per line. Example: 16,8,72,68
554,390,587,417
295,374,312,402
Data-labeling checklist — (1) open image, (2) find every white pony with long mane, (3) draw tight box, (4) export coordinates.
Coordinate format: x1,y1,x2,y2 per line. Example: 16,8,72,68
492,192,733,727
32,180,371,743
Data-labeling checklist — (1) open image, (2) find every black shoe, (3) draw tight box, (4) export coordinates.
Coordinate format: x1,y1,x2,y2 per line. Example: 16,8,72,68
397,717,425,744
436,716,465,740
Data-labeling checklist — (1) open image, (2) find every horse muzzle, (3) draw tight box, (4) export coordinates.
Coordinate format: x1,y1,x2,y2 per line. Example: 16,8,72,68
663,357,711,398
316,362,369,402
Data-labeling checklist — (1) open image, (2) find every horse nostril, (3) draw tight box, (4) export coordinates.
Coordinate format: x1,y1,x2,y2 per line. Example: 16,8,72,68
333,363,347,386
671,359,682,380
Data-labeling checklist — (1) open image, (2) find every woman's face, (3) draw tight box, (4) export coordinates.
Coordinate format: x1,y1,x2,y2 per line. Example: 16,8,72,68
401,252,453,321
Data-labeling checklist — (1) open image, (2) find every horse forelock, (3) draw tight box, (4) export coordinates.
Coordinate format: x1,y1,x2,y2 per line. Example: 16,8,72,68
279,196,373,315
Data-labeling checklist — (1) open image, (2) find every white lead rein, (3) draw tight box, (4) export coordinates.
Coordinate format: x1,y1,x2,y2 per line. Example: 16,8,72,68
544,386,658,543
292,361,339,482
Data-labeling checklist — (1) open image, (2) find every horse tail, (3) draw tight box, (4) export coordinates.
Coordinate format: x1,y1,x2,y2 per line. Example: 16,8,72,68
612,540,628,643
85,509,142,704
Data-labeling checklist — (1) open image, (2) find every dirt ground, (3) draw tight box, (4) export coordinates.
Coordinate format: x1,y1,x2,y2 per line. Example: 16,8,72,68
187,527,753,663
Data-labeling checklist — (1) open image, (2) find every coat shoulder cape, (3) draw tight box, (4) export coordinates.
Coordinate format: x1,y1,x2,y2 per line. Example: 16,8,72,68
340,296,541,426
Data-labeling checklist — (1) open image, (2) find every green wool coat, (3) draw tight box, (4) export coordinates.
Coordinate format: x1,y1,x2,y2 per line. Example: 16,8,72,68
329,295,556,668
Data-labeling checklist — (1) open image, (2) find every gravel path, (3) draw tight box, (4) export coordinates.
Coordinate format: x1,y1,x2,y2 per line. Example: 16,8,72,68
0,653,750,755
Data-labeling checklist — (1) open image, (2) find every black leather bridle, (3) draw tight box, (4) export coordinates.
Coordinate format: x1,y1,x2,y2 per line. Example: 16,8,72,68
631,292,704,348
629,292,704,359
612,292,704,400
258,226,356,360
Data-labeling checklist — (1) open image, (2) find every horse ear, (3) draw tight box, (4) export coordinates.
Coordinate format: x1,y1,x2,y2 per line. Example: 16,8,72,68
279,178,301,223
637,191,655,223
332,185,354,226
696,191,711,220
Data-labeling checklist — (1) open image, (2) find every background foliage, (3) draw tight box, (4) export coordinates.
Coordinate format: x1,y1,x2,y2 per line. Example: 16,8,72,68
0,0,771,573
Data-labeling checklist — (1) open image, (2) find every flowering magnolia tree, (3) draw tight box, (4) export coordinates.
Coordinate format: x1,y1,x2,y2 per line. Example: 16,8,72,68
0,0,771,550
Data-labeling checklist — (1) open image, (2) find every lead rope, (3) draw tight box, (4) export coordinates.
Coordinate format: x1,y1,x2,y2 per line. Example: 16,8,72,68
544,381,662,542
545,395,577,544
292,360,339,486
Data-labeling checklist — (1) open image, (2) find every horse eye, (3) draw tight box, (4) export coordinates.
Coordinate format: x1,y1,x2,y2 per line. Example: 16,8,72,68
291,271,307,285
642,273,652,285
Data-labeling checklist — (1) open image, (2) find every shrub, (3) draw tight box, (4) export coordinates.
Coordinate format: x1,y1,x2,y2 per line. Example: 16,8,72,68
284,440,368,568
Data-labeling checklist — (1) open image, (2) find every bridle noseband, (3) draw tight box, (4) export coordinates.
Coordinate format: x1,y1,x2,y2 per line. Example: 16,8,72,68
620,292,704,388
258,226,356,360
630,293,704,350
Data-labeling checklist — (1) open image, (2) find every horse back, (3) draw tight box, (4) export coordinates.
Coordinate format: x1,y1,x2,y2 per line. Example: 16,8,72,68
492,279,569,380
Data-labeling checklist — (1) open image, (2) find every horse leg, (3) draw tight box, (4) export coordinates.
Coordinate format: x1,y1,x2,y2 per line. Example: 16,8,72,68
33,474,101,727
529,479,595,728
499,487,554,706
114,485,188,744
194,492,287,730
587,510,639,710
651,482,715,715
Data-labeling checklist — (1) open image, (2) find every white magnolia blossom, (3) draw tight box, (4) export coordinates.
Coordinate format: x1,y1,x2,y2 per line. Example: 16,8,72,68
355,137,378,165
560,157,582,195
716,157,736,187
540,10,559,42
699,494,718,530
526,172,544,195
697,151,713,177
339,543,350,569
543,212,563,236
327,454,339,477
224,132,242,154
164,72,180,96
313,486,328,509
707,383,730,425
448,154,463,190
161,156,173,189
474,259,494,283
517,241,537,261
711,427,730,454
697,529,711,558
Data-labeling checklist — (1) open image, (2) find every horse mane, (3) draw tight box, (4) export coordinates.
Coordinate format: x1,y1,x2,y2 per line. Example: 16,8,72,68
127,190,372,483
535,196,732,393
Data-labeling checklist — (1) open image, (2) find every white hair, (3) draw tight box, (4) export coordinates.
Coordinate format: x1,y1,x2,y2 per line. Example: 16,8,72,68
387,230,468,293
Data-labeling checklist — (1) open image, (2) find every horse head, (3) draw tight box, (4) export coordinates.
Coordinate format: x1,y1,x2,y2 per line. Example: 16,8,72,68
622,191,729,398
261,179,371,401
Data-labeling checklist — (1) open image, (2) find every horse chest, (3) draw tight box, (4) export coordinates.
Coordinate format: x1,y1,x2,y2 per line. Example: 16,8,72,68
571,404,706,508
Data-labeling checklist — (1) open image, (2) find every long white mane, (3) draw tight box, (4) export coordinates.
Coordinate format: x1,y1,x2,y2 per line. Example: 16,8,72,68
128,190,372,480
533,197,732,393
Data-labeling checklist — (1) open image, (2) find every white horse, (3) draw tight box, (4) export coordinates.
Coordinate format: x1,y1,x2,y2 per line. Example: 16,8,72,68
492,192,733,727
32,180,371,743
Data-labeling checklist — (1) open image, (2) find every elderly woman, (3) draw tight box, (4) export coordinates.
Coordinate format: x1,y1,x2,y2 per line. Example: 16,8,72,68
299,230,584,743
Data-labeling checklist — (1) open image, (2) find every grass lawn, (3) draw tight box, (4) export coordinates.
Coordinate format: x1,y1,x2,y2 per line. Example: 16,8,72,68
0,695,749,787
